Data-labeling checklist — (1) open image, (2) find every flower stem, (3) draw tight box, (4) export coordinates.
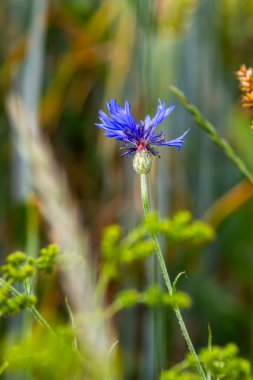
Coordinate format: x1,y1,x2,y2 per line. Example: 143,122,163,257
29,305,56,335
140,174,207,380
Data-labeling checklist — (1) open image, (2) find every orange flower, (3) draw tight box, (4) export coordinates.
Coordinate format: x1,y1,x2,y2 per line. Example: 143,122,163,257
236,64,253,108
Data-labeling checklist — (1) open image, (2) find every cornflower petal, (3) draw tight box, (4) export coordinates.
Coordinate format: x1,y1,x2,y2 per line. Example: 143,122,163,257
96,99,189,157
151,102,175,128
144,104,175,141
107,99,137,133
154,129,190,150
120,147,137,157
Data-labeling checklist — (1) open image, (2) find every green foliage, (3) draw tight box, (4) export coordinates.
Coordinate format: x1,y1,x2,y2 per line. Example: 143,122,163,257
160,343,253,380
100,211,214,282
101,223,154,265
114,285,192,311
161,373,198,380
2,328,85,380
1,244,60,284
0,287,36,316
6,252,27,266
120,240,155,263
101,225,122,261
198,344,251,379
144,285,168,307
143,211,215,244
0,244,60,316
2,263,35,284
170,291,192,309
36,244,60,274
114,289,140,308
1,252,35,283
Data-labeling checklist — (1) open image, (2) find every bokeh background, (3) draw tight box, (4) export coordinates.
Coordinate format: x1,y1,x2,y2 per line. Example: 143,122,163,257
1,0,253,379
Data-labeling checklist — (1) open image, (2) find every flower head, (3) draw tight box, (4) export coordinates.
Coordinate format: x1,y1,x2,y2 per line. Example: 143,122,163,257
96,99,189,157
236,64,253,108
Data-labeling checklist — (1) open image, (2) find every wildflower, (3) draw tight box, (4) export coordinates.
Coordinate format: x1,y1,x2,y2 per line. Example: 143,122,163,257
236,64,253,131
96,99,189,158
236,64,253,108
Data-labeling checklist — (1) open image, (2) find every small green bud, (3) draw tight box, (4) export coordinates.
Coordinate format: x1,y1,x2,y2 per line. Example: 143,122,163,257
133,150,152,174
144,285,162,306
47,244,60,256
115,289,140,308
170,291,192,309
101,225,121,259
101,263,118,280
7,252,27,267
36,244,60,273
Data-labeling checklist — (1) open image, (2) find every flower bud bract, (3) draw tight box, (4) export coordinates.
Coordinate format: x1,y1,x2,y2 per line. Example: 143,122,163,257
133,150,152,174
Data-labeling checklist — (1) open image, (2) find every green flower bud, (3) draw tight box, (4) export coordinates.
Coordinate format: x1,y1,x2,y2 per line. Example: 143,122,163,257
7,252,27,267
133,150,152,174
36,244,60,273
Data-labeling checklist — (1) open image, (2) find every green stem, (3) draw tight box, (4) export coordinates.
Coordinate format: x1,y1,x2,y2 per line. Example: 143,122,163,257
65,297,78,351
140,174,207,380
29,306,56,335
170,85,253,186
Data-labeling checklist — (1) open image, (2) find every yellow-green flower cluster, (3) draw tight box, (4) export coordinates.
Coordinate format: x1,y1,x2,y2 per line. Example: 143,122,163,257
36,244,60,274
1,252,35,284
143,211,215,244
101,223,155,282
0,287,36,316
0,244,60,317
160,343,253,380
113,285,191,311
1,245,60,283
100,211,214,283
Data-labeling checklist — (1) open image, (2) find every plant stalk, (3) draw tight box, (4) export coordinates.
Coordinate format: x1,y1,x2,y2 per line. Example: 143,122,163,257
140,174,206,380
170,85,253,186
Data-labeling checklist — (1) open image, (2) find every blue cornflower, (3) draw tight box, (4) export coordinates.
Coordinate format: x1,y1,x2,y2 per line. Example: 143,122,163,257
96,99,189,157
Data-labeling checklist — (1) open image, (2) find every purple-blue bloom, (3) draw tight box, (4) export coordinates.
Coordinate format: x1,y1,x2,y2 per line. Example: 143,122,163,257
96,99,189,157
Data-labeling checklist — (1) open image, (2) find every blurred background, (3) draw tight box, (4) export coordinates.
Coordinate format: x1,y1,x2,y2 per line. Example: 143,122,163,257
1,0,253,379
